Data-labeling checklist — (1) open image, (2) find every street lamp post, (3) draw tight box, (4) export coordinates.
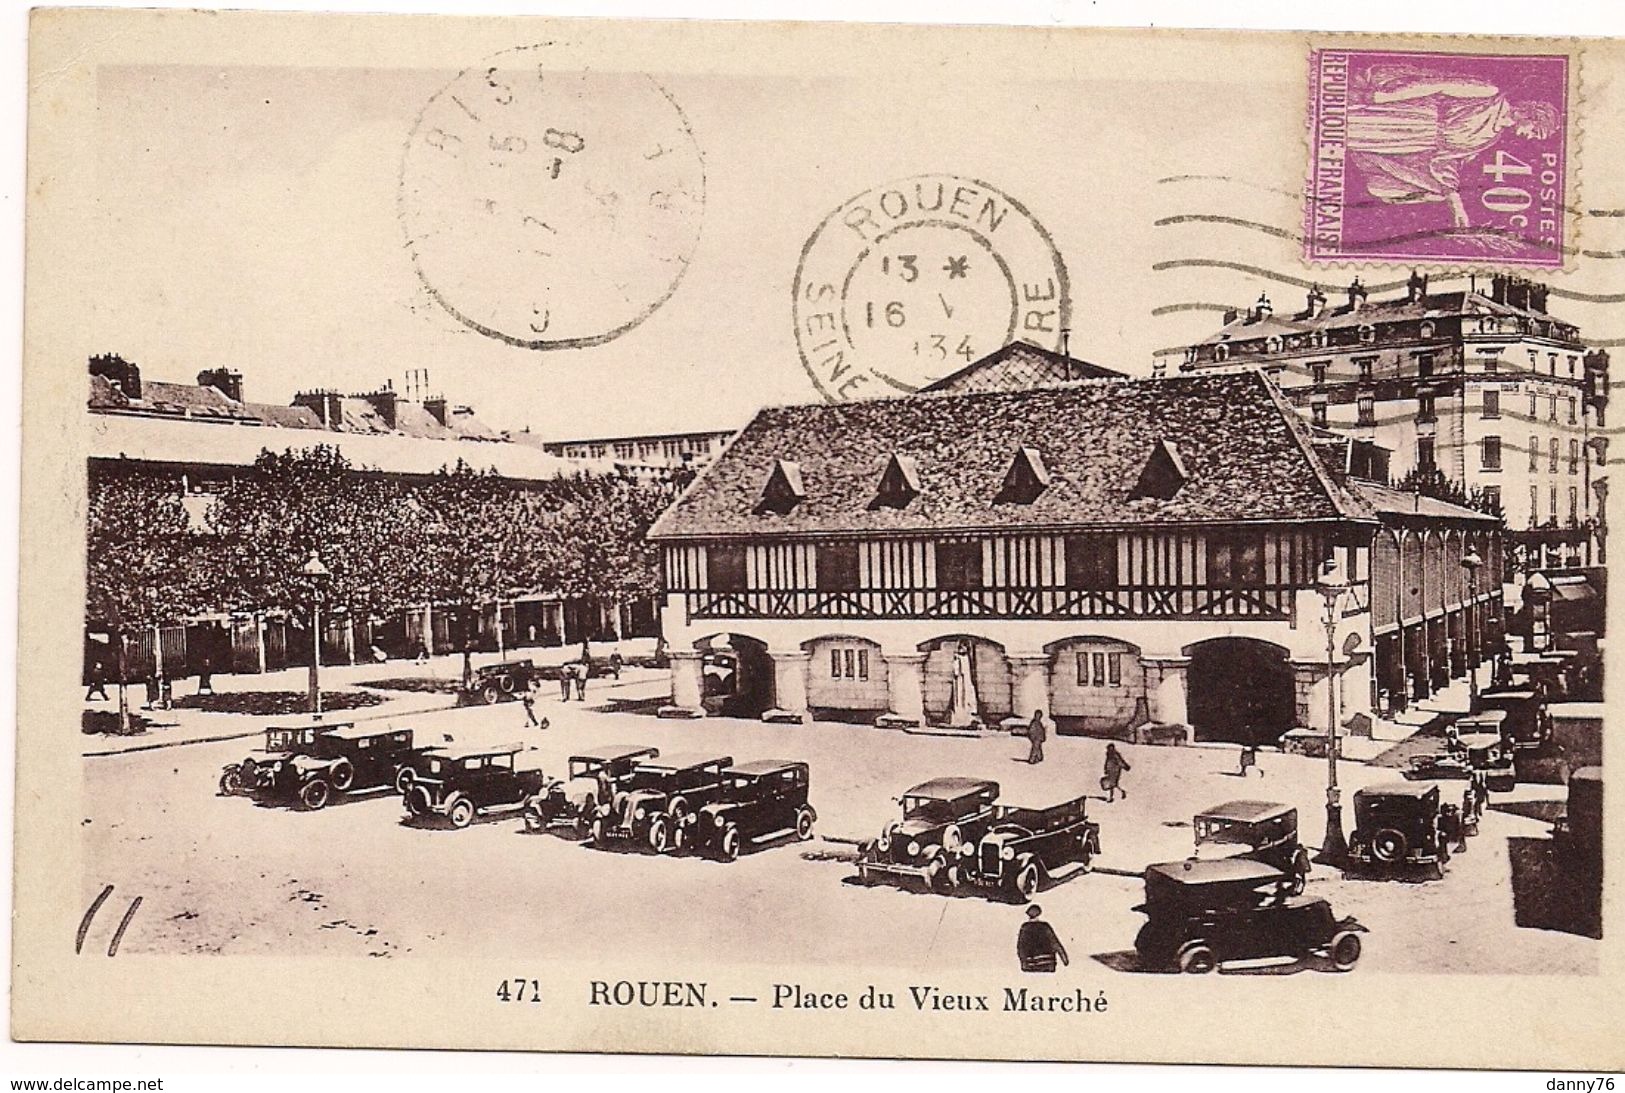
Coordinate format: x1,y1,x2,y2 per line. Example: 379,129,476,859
1316,558,1350,864
302,551,332,721
1461,547,1483,709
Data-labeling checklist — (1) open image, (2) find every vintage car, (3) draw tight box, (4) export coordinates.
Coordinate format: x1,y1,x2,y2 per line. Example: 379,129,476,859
855,777,1001,892
592,753,734,853
1190,800,1311,895
522,744,661,838
1406,730,1515,792
1133,858,1366,974
1348,781,1449,875
952,793,1100,900
402,743,546,828
254,724,438,810
1476,688,1553,752
689,760,818,861
218,723,331,796
1552,766,1602,881
458,659,538,706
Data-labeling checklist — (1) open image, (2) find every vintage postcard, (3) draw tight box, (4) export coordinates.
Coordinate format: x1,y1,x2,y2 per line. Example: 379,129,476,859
13,8,1624,1068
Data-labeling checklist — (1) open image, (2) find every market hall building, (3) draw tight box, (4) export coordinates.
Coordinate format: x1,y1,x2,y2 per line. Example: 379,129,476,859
648,368,1503,743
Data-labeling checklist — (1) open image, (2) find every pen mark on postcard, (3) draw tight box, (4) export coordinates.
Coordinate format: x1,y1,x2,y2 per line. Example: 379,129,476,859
792,174,1070,402
77,883,114,954
398,45,706,351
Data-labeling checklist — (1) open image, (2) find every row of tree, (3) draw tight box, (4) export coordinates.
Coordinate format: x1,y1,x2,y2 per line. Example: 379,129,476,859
87,445,677,643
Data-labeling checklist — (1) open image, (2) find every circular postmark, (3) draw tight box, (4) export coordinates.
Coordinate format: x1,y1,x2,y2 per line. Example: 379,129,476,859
399,46,706,350
792,175,1070,401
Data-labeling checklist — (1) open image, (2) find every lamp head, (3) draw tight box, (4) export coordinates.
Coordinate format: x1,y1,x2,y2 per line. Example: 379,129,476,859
300,550,332,582
1315,558,1348,606
1461,548,1482,572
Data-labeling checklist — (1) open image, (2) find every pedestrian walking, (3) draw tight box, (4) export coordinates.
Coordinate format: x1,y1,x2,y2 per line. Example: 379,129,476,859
1440,803,1467,855
196,654,214,696
574,663,588,701
142,673,159,711
1101,742,1132,802
1017,905,1069,973
558,662,575,701
1025,709,1047,764
414,640,429,664
520,681,541,728
1237,745,1264,777
85,660,109,702
608,651,625,680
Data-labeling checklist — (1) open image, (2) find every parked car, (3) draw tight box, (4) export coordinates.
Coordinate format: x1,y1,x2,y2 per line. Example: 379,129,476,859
1133,858,1366,974
1348,781,1449,875
1552,766,1602,881
458,660,538,706
690,760,817,861
1406,731,1515,792
592,753,734,853
855,778,1001,892
953,793,1100,900
255,725,439,810
402,743,546,828
1190,800,1311,895
522,744,661,838
1476,688,1553,752
218,723,332,796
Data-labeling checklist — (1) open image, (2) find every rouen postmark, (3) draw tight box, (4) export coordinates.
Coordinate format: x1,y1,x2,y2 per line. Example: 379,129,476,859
399,46,706,349
1306,49,1569,267
793,174,1071,401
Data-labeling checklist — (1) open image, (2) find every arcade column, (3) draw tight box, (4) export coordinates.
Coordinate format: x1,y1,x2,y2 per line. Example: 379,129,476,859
877,652,927,728
766,650,811,723
658,649,706,718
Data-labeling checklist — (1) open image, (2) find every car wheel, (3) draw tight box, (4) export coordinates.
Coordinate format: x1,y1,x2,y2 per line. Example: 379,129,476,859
1370,827,1408,865
589,818,606,846
574,813,592,841
719,824,742,862
941,824,963,854
929,853,956,895
404,785,432,817
1329,931,1362,971
299,779,331,811
329,760,355,793
447,798,475,829
219,769,244,796
1078,837,1095,873
500,673,517,694
794,808,815,841
1288,869,1307,896
394,766,416,796
1014,861,1042,902
481,684,501,705
650,817,672,854
1178,943,1217,974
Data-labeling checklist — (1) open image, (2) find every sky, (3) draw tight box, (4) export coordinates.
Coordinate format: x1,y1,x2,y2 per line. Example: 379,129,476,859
86,34,1625,440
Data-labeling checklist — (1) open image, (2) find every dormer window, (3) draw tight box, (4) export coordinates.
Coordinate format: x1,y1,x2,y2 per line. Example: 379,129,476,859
1214,343,1230,363
1311,330,1328,349
872,453,922,509
756,459,805,514
1479,316,1497,334
1358,324,1376,344
1419,321,1436,339
1265,336,1283,354
1131,439,1188,501
996,446,1051,505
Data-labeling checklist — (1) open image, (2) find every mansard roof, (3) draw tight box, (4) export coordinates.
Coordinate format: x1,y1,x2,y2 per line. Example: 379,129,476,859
649,370,1376,541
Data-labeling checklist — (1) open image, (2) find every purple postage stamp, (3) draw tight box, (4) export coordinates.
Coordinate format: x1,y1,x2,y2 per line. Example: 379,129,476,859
1305,49,1569,267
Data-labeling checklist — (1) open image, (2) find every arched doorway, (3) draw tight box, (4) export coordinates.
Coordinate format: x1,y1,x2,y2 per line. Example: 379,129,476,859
1184,637,1295,745
693,633,774,719
917,636,1012,726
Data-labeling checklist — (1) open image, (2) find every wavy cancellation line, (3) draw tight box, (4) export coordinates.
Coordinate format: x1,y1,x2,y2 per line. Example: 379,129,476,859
1155,174,1625,220
1154,213,1625,262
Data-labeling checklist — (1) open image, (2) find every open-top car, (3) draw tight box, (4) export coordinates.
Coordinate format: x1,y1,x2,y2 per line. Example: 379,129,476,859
218,723,332,796
522,744,661,838
690,760,817,861
1191,800,1311,894
255,724,438,810
855,778,1001,892
1349,781,1449,876
1476,688,1552,752
402,743,545,828
592,753,733,853
1133,858,1366,974
458,660,538,706
952,793,1100,901
1406,731,1515,792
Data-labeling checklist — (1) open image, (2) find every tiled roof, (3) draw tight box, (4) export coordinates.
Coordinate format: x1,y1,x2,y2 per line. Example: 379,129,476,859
1350,480,1499,525
130,380,260,421
1198,288,1577,348
88,374,130,411
650,370,1375,541
923,341,1123,393
246,403,323,429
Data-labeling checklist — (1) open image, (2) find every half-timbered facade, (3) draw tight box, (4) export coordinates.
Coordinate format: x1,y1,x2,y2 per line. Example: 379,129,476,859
650,369,1506,744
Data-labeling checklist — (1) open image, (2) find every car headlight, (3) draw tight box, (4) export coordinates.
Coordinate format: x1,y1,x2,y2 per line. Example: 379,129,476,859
1000,846,1015,861
906,840,921,858
959,843,975,857
634,807,646,820
714,815,725,827
876,836,890,852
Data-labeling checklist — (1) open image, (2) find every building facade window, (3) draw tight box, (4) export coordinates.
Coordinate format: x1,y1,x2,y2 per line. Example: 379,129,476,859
1214,344,1230,362
613,442,635,459
1357,395,1375,426
1484,356,1500,374
1077,651,1123,688
1481,436,1501,470
707,544,747,592
1266,336,1283,354
589,444,608,459
1550,394,1559,421
1359,324,1376,344
1418,437,1436,471
1568,396,1578,423
1417,390,1437,423
1482,486,1500,512
1064,534,1117,589
1312,402,1328,428
1528,391,1538,418
1207,531,1265,588
1417,352,1434,377
1569,487,1579,525
1531,485,1540,524
1420,321,1436,339
830,646,870,681
663,439,684,458
815,541,861,591
1549,437,1560,473
1550,486,1559,521
1568,355,1579,377
1528,435,1540,472
1482,389,1500,418
1357,358,1374,382
1570,439,1581,475
936,540,984,590
1549,353,1559,376
1312,362,1327,386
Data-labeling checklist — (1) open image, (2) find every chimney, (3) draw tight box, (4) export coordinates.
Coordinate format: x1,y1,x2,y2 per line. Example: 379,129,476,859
1253,293,1273,322
1222,308,1240,325
424,395,449,426
1507,277,1530,311
1060,328,1072,379
1529,282,1550,313
1490,274,1510,304
1585,348,1611,409
1407,269,1428,303
197,367,244,403
1347,278,1368,310
293,389,345,430
1305,284,1327,317
89,353,142,399
359,387,398,429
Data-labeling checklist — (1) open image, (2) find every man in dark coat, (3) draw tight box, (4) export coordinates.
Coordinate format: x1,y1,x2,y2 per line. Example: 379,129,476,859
1017,905,1069,973
1102,743,1131,802
85,660,108,702
558,662,575,701
1026,709,1048,764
